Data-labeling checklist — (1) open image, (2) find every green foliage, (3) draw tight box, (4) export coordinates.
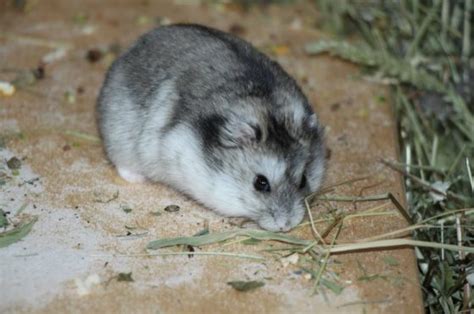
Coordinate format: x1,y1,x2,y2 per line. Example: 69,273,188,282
305,40,447,92
313,0,474,312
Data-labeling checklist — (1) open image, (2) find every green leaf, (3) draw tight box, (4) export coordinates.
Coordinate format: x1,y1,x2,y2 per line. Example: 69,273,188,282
147,229,310,250
440,261,455,291
117,272,134,282
193,228,209,237
0,216,37,248
227,280,264,292
65,130,100,143
242,238,262,245
320,278,344,295
0,209,8,228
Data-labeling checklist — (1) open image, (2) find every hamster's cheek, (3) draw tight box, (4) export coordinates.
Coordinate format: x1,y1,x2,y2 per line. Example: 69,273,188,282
306,159,326,192
256,216,280,232
289,207,305,229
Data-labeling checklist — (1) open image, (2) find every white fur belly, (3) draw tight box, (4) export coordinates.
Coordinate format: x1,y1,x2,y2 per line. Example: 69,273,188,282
154,125,211,193
136,79,178,177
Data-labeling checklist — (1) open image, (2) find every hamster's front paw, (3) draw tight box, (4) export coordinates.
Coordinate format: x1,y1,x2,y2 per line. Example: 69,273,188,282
117,167,147,183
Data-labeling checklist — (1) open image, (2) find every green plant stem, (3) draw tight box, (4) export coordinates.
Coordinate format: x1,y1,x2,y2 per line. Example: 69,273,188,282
407,0,441,57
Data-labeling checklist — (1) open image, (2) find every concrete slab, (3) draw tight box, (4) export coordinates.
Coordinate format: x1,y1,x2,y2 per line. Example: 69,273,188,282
0,1,423,313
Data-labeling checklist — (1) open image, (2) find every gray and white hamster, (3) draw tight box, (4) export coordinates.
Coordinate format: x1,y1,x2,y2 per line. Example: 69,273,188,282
97,24,326,232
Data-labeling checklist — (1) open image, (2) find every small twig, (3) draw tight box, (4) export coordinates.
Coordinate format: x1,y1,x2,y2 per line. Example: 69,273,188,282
320,215,344,239
441,220,445,260
392,160,445,175
358,181,384,197
456,213,471,311
296,202,394,229
92,251,264,260
317,194,389,202
318,191,412,224
353,208,474,243
319,175,371,194
405,144,412,203
65,130,100,143
328,238,474,254
407,0,442,57
387,193,413,225
312,222,342,294
353,224,435,243
461,0,471,63
305,196,326,245
338,298,392,308
466,158,473,193
441,0,450,45
381,159,467,204
426,208,474,224
304,176,371,206
446,145,467,177
302,214,344,253
422,258,438,289
430,135,439,167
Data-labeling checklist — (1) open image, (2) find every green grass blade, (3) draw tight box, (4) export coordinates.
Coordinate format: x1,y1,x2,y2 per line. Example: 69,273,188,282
0,216,38,248
147,229,311,250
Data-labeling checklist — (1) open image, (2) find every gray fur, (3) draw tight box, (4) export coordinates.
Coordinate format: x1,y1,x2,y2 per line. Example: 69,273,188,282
97,24,326,232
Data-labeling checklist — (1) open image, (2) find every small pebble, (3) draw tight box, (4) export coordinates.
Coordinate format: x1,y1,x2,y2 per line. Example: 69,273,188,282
32,65,45,80
86,49,103,63
7,157,21,170
0,81,16,96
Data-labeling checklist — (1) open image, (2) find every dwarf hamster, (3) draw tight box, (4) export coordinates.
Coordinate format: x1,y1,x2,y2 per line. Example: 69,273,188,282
97,24,326,232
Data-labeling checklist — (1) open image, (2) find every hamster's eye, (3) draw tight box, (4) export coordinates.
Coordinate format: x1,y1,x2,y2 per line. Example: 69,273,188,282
254,174,271,193
299,175,307,189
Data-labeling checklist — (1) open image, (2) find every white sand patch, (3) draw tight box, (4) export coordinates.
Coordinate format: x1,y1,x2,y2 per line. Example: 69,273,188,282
0,208,107,307
0,148,107,309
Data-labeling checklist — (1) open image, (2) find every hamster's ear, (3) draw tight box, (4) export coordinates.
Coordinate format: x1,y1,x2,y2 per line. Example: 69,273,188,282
219,114,262,147
277,108,322,143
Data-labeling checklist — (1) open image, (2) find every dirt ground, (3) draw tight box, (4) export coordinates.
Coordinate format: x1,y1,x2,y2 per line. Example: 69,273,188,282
1,1,424,313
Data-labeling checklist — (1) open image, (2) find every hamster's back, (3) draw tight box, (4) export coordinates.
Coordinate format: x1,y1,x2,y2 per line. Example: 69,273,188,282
107,24,293,110
96,24,313,179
